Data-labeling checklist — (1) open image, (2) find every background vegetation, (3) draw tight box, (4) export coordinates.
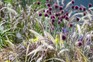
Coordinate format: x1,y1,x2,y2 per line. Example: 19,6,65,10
0,0,93,62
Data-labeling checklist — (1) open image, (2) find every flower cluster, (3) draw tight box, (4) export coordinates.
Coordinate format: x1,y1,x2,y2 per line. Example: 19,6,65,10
38,0,93,46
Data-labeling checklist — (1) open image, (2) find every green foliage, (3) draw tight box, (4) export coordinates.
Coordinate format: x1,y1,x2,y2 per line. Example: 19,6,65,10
4,0,12,3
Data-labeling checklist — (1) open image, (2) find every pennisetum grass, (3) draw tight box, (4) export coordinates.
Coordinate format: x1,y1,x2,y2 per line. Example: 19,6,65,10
0,0,93,62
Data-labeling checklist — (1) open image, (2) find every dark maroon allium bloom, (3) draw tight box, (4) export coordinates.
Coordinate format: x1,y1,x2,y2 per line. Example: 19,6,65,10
46,9,51,15
75,5,79,10
65,16,69,20
51,15,55,19
59,6,63,10
58,16,61,20
78,41,82,46
54,3,59,9
44,13,48,17
83,11,87,16
60,10,64,14
69,23,73,27
37,1,40,5
58,16,63,21
71,0,75,4
83,7,86,11
62,35,66,40
62,15,65,18
48,11,52,15
71,6,75,9
76,17,79,21
43,9,45,12
55,12,60,17
46,9,49,13
39,12,42,16
51,18,55,23
79,7,82,11
58,20,61,24
65,12,68,16
46,3,51,7
49,7,52,11
88,3,92,7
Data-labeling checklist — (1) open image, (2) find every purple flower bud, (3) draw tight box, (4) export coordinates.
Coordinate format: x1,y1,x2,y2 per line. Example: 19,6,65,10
71,0,75,4
43,9,45,12
48,11,52,15
71,6,75,9
58,20,61,24
51,15,55,19
37,1,40,5
88,3,92,7
46,3,51,7
83,11,87,16
59,6,63,10
46,9,49,13
38,12,42,16
51,18,55,23
46,9,51,15
65,16,69,20
62,15,65,18
58,16,63,21
76,17,79,21
60,10,64,14
44,13,48,17
54,3,59,9
55,12,60,17
62,35,66,40
79,7,82,11
78,41,82,46
69,23,73,27
65,12,68,16
58,16,60,19
83,7,86,11
49,7,52,11
75,5,79,10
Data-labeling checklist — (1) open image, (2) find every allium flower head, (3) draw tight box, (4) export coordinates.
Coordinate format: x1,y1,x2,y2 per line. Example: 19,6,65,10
79,6,82,11
88,3,92,7
46,3,51,7
51,15,55,19
59,6,63,10
37,1,40,5
76,17,79,21
54,3,59,9
58,20,61,24
75,5,79,10
49,7,52,11
71,0,75,4
38,12,42,16
71,6,75,9
62,35,66,40
75,41,82,46
44,13,48,17
83,7,86,11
